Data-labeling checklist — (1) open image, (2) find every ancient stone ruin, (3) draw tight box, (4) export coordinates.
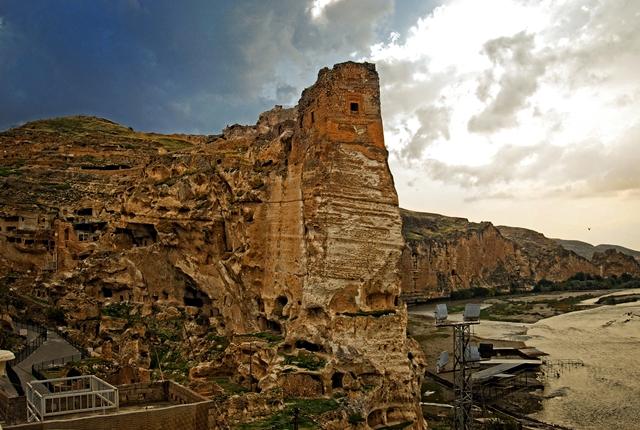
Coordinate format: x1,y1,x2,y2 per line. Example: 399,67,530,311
0,62,426,428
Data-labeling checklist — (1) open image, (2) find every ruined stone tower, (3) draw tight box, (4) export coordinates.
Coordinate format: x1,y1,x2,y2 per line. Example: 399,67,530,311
258,62,427,428
294,62,403,313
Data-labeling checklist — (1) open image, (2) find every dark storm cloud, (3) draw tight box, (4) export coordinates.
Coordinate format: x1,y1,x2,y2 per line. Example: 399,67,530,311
303,0,393,52
0,0,403,134
275,84,298,105
0,0,247,133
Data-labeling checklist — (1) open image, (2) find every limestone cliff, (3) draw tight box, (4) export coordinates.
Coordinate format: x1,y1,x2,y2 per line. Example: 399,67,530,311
399,210,639,303
553,239,640,262
591,248,640,278
0,62,425,428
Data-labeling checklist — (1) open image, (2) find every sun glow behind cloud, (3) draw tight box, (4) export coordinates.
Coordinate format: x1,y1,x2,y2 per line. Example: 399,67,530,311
366,0,640,249
309,0,342,19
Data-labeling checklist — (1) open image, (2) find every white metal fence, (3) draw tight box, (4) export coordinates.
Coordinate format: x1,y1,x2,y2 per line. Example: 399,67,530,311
26,375,119,422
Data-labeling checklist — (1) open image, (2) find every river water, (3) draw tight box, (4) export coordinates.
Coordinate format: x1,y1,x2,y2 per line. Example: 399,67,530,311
409,290,640,430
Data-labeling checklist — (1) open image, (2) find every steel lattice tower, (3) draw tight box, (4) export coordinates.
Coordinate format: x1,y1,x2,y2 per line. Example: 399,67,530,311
434,303,480,430
452,323,475,430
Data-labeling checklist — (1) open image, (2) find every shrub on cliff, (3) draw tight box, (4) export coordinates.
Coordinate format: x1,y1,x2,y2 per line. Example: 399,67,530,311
450,287,494,300
483,415,519,430
46,306,67,325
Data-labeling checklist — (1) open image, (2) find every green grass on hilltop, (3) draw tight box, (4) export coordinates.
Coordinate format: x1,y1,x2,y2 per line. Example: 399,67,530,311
400,209,489,242
19,116,135,137
13,116,194,152
155,137,193,151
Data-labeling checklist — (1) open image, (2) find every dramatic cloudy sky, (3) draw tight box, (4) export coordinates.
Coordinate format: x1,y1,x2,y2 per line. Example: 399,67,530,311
1,0,639,250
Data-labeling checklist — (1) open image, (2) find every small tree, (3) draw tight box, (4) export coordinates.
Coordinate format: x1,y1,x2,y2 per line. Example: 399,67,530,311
0,280,8,311
621,273,633,282
484,415,520,430
46,306,67,325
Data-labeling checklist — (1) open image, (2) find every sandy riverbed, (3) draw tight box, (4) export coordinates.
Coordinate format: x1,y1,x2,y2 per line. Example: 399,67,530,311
408,289,640,430
527,300,640,430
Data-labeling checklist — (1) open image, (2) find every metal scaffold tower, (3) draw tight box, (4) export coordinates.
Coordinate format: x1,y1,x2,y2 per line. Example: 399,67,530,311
452,323,474,429
434,304,481,430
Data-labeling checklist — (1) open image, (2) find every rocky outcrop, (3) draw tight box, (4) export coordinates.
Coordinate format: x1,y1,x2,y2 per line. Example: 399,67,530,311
592,248,640,278
553,239,640,262
0,62,425,428
399,210,638,303
496,225,598,280
400,210,521,302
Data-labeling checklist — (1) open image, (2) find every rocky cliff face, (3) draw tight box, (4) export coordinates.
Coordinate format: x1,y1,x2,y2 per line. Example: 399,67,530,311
496,225,600,280
591,248,640,278
0,62,425,428
399,210,639,303
553,239,640,262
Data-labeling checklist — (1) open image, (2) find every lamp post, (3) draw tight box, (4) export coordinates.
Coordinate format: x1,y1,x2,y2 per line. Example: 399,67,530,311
435,303,481,430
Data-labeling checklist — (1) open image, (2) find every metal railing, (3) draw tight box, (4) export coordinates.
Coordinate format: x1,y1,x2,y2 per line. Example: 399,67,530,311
16,296,89,357
542,358,584,367
27,375,119,422
10,316,89,363
9,319,48,366
5,362,25,396
13,319,46,336
49,325,89,357
31,354,85,382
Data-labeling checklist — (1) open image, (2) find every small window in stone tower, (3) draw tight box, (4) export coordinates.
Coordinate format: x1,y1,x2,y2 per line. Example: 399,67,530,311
350,102,359,113
311,111,315,123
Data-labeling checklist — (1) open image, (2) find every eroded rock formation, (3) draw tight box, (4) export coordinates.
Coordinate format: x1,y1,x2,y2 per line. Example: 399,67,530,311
400,210,640,303
592,248,640,278
0,62,425,428
553,239,640,262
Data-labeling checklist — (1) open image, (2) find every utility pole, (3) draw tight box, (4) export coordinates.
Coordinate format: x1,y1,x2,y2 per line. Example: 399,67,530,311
249,343,252,385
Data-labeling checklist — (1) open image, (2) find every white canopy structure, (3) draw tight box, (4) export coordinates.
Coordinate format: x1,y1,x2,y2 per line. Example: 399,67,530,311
0,350,16,377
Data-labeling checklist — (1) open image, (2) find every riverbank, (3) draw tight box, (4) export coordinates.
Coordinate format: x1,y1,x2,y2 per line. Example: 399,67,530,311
526,298,640,430
408,289,640,429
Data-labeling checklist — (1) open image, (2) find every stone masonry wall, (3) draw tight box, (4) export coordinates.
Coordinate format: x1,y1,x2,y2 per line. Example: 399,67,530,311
0,388,27,425
4,402,209,430
4,381,211,430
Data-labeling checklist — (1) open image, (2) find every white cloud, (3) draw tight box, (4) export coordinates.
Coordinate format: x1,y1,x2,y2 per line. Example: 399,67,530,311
467,32,551,133
309,0,341,19
366,0,640,249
